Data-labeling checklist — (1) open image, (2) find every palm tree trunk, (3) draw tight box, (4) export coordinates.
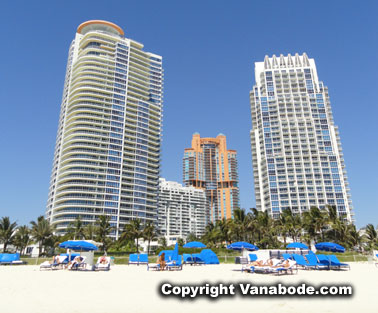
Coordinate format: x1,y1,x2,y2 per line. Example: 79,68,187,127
3,242,7,253
148,239,150,255
38,241,42,257
136,238,139,253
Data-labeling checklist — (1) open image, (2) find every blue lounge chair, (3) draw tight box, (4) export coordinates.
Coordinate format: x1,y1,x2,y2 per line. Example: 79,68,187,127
328,255,350,270
139,254,149,265
0,253,25,265
282,253,293,260
128,253,139,265
190,253,204,264
316,254,331,269
291,254,317,269
167,255,182,271
305,254,328,269
183,254,195,265
248,254,258,263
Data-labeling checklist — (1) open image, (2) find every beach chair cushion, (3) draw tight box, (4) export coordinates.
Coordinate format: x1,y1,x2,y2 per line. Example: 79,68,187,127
248,254,258,262
129,254,139,264
139,254,149,264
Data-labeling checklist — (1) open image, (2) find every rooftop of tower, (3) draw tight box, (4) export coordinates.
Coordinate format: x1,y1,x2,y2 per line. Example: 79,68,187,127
77,20,124,36
254,53,318,86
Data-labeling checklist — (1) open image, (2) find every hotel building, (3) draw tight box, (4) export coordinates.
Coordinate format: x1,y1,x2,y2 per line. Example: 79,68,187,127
46,20,164,238
183,133,239,223
249,53,353,221
158,178,206,244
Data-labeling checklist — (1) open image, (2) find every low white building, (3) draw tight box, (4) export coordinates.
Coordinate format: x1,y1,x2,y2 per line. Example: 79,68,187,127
158,178,206,245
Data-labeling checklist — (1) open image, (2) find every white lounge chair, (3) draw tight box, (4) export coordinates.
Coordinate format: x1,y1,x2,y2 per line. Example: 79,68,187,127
94,256,111,271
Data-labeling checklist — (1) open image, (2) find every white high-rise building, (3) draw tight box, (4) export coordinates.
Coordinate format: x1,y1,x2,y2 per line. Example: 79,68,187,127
46,20,164,238
158,178,206,244
250,53,353,221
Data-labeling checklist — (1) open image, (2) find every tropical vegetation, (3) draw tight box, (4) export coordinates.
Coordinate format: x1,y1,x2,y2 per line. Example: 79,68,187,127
1,206,377,256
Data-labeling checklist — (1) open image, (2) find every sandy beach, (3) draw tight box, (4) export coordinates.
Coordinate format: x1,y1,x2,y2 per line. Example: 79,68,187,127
1,263,377,313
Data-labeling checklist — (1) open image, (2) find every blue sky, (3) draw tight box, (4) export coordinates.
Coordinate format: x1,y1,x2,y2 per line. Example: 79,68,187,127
0,0,377,228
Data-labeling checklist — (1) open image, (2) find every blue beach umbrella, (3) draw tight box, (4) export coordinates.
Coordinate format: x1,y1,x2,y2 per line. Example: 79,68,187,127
183,241,206,248
59,240,98,251
315,242,345,253
286,242,308,250
172,242,179,261
227,242,259,251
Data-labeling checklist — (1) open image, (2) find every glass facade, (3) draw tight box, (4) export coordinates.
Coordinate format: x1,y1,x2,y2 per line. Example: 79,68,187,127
46,21,163,238
250,53,353,221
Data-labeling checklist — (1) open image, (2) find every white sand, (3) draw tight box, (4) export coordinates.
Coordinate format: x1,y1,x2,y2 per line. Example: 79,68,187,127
1,263,377,313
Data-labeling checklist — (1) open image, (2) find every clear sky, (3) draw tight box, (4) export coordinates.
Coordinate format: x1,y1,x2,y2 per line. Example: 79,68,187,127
0,0,377,228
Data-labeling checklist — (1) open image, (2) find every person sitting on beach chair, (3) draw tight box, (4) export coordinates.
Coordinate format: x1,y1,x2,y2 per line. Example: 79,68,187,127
157,253,166,271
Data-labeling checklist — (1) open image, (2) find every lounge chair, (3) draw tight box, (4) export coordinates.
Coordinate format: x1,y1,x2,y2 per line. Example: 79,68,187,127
249,259,297,275
128,253,139,265
183,254,194,265
291,254,317,270
68,256,87,270
192,253,205,265
327,255,350,270
316,254,331,269
282,253,293,260
40,255,68,270
139,254,149,265
94,256,111,271
375,254,378,268
0,253,26,265
248,254,258,263
147,263,162,271
167,255,183,271
305,254,328,270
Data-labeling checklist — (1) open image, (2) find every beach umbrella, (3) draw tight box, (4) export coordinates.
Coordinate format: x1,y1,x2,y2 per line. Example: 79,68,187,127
59,240,98,251
315,242,345,253
286,242,308,250
227,242,259,251
183,241,206,248
172,242,179,261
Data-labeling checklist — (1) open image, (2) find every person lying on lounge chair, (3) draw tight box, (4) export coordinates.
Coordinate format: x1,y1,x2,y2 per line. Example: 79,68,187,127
99,255,107,264
68,256,84,269
157,253,166,270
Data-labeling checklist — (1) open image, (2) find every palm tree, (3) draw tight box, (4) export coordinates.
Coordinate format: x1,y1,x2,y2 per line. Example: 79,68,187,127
303,207,329,243
95,215,113,252
0,217,18,252
158,236,167,249
120,219,143,253
364,224,378,250
67,216,84,240
143,221,158,254
13,225,30,255
83,223,96,240
348,224,364,251
233,208,248,241
186,233,199,243
30,216,54,256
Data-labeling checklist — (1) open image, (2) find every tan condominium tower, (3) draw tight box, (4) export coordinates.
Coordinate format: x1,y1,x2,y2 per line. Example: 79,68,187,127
46,20,164,238
183,133,240,224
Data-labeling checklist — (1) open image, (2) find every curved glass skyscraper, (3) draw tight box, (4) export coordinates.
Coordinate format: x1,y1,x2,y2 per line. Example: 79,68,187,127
46,20,163,238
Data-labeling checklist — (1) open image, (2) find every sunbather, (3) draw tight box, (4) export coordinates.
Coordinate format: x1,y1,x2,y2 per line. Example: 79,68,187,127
68,256,84,269
99,255,107,264
158,253,166,270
